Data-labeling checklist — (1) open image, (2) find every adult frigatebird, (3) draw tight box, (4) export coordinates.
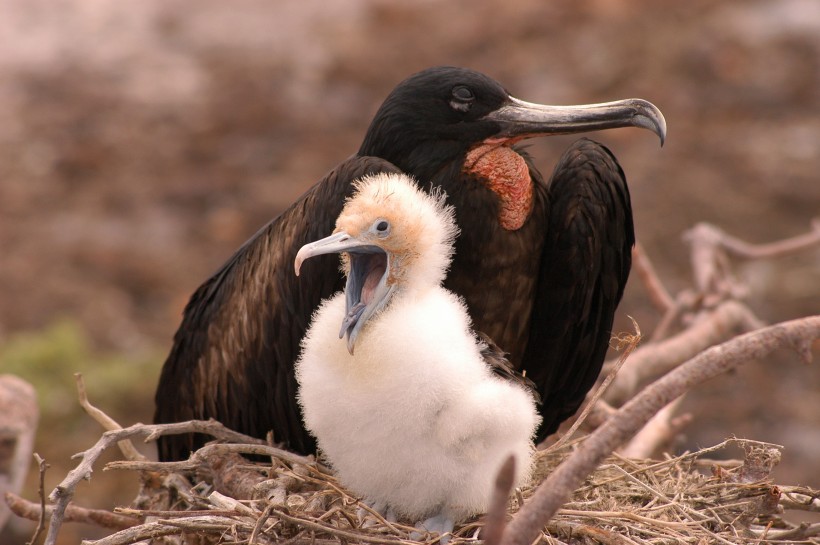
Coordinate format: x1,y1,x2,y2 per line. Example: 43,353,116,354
154,66,665,461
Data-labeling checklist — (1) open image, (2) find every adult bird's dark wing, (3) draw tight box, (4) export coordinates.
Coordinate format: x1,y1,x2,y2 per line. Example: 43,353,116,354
521,138,634,442
154,156,401,461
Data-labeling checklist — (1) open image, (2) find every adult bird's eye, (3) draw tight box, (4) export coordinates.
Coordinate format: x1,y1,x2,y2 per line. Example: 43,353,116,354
450,85,475,112
452,86,474,102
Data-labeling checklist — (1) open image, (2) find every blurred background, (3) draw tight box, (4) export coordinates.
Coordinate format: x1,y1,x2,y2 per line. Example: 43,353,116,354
1,0,818,542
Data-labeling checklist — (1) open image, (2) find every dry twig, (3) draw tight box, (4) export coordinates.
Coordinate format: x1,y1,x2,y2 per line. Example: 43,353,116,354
632,242,675,313
5,492,138,530
27,454,48,545
684,220,820,304
604,300,764,405
482,455,515,545
501,315,819,545
618,396,691,459
687,219,820,261
44,419,266,545
75,374,146,462
105,442,315,476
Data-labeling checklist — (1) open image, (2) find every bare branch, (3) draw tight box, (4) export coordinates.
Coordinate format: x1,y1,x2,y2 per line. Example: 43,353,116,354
648,299,684,342
578,399,616,431
44,419,266,545
482,455,515,545
81,520,210,545
249,503,275,545
501,315,820,545
779,486,820,513
683,221,820,302
604,301,763,405
685,223,740,298
618,396,691,459
5,492,138,530
27,454,48,545
632,242,675,312
75,374,146,462
106,442,317,477
700,219,820,260
756,521,820,541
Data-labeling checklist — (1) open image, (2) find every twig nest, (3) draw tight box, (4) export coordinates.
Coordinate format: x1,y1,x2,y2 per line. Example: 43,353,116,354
77,437,819,545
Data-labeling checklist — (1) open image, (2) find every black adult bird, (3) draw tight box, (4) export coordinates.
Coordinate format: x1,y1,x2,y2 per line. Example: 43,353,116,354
154,66,665,461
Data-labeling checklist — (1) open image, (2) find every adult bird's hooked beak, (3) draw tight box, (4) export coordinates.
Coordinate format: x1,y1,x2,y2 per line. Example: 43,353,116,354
295,232,395,355
483,96,667,146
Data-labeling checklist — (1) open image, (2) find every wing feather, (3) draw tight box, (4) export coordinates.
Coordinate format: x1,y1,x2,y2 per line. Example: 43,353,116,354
154,157,401,460
523,138,634,442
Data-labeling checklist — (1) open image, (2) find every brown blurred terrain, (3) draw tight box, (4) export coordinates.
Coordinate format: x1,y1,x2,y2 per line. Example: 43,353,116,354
1,0,818,542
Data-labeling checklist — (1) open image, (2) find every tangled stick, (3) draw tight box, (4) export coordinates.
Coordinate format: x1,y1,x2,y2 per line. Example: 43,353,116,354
617,396,690,459
591,222,820,459
5,492,138,530
604,300,763,405
481,456,515,545
500,315,819,545
631,242,674,313
684,220,820,303
75,374,146,462
43,419,269,545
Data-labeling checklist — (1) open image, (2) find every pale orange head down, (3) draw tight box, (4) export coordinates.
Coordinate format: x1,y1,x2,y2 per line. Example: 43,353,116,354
333,173,458,290
295,172,459,353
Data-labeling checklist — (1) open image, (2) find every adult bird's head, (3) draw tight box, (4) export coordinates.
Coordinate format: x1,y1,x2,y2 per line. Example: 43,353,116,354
358,66,666,182
295,173,458,354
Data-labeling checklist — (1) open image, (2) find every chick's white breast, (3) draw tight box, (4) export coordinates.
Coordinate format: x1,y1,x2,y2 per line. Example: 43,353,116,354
295,288,539,519
296,289,476,430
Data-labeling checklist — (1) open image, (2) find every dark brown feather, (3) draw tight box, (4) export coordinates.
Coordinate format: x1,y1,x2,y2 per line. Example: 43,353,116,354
478,331,541,405
520,138,633,441
154,156,401,460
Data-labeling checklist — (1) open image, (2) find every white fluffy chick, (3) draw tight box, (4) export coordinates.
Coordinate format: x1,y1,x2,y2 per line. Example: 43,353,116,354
294,172,541,540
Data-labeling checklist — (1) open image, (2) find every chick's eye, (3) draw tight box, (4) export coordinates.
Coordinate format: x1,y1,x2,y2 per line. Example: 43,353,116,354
375,220,390,234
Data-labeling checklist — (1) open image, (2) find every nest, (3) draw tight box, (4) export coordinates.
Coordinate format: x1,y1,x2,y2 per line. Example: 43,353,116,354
86,437,819,545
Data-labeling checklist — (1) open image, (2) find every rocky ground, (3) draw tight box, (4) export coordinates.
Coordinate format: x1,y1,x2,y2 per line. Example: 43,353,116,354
1,1,818,543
